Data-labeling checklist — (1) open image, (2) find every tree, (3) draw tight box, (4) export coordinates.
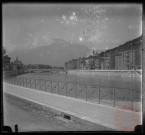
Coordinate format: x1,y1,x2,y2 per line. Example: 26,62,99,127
3,47,6,56
93,50,95,55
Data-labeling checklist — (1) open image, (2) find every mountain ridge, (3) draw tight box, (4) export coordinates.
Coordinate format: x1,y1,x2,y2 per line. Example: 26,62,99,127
8,40,91,66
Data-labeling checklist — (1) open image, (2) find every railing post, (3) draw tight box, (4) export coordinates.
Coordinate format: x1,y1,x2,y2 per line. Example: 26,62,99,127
58,81,59,95
19,77,21,86
30,78,31,88
14,77,15,84
15,77,17,85
38,79,40,90
98,86,100,104
26,78,27,87
51,81,52,93
131,88,133,111
45,80,46,92
66,82,67,96
86,84,87,101
113,88,115,107
23,77,24,87
21,78,22,86
75,83,77,99
24,78,25,87
18,78,19,85
17,78,18,85
34,79,36,89
14,77,15,85
17,78,19,86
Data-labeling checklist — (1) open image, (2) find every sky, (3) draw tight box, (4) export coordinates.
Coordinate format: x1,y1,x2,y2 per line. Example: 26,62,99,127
3,4,142,58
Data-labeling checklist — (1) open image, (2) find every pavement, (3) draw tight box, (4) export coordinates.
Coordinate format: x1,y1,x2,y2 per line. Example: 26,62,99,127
3,93,84,132
3,82,142,131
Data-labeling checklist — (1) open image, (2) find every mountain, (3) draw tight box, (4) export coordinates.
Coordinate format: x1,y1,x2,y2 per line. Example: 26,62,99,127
8,39,90,67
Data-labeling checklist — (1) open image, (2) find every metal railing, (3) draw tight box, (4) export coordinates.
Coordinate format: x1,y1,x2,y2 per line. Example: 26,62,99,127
5,76,141,111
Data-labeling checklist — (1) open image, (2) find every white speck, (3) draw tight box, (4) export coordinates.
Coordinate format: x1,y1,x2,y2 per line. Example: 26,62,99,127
62,15,66,20
72,12,76,16
79,37,83,41
41,19,44,23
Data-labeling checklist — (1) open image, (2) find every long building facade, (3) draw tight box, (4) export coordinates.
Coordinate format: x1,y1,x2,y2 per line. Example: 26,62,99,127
64,35,142,70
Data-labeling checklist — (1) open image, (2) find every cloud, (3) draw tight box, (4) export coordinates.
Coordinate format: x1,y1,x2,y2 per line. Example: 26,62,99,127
4,41,16,53
88,32,102,43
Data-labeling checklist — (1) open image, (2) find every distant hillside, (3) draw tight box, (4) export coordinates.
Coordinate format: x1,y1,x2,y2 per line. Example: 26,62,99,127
8,39,90,66
103,35,143,53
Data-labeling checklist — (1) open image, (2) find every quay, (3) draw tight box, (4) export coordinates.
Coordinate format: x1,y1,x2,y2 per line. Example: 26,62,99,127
3,82,142,131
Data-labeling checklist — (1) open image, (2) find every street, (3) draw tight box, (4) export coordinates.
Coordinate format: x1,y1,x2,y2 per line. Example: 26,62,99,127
3,93,83,132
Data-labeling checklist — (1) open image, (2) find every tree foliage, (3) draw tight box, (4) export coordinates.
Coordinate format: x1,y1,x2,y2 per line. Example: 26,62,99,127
3,47,6,56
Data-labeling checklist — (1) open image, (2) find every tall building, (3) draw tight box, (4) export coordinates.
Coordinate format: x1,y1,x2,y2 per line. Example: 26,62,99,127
115,36,142,70
77,57,86,69
94,56,101,69
88,55,96,69
99,50,115,70
85,57,90,69
72,59,78,69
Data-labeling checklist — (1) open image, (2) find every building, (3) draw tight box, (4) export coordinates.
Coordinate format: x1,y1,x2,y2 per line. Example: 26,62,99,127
94,56,101,69
64,62,68,69
88,55,96,69
85,57,90,69
99,51,115,70
115,48,134,70
133,36,142,69
77,58,80,69
65,61,72,69
65,59,78,69
75,57,86,69
115,36,142,70
64,35,142,70
13,56,23,70
71,59,78,69
79,57,86,69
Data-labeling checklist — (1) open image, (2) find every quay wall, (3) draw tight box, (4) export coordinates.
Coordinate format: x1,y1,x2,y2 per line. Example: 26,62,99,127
68,70,141,77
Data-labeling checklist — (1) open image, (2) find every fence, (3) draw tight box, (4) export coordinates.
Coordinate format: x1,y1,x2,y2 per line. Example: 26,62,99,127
5,76,141,111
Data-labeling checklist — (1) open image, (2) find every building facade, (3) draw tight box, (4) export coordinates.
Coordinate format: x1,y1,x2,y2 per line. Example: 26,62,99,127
115,36,142,70
13,56,23,70
85,57,90,69
64,35,142,70
88,56,96,69
100,51,115,70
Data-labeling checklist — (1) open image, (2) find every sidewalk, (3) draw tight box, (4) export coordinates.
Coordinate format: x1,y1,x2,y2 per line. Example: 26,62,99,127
3,83,142,131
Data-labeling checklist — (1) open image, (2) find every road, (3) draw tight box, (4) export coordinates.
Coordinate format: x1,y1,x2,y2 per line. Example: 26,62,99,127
3,93,84,132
